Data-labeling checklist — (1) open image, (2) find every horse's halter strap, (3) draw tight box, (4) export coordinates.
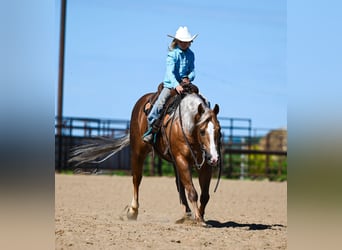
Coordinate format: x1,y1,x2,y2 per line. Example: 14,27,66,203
178,100,206,169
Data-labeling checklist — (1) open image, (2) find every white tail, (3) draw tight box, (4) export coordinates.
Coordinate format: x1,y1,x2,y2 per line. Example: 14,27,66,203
69,134,130,166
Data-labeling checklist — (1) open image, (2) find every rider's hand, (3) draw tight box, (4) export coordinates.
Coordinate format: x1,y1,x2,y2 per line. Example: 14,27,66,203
175,85,184,94
181,77,190,85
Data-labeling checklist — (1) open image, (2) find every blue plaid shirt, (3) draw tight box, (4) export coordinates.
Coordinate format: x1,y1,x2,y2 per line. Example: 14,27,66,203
163,46,195,88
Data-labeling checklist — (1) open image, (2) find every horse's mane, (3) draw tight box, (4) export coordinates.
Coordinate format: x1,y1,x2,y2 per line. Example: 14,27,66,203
175,93,211,134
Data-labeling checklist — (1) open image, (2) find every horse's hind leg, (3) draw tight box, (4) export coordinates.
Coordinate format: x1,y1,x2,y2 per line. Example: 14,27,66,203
198,164,212,219
127,149,149,220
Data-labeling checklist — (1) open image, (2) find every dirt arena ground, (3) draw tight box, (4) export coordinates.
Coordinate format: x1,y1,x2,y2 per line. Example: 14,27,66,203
55,174,287,249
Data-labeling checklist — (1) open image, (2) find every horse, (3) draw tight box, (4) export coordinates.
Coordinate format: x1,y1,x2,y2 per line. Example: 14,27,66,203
69,86,222,226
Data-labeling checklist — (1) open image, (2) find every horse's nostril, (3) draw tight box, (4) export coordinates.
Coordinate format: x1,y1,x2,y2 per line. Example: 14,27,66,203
209,157,218,165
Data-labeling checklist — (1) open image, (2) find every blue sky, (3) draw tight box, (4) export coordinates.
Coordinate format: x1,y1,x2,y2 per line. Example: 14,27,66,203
57,0,286,130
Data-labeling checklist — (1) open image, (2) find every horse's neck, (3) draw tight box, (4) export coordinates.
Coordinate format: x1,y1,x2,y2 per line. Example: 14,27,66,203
177,94,207,134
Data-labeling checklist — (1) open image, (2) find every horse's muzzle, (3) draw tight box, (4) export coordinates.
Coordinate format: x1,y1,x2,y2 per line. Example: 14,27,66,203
206,153,219,166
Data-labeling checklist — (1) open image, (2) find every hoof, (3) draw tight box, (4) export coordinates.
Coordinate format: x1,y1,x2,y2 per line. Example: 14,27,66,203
200,221,212,228
119,205,138,221
195,217,211,228
175,212,192,224
126,206,138,220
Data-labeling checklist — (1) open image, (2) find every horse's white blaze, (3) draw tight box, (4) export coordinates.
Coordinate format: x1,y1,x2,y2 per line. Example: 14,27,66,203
207,121,218,162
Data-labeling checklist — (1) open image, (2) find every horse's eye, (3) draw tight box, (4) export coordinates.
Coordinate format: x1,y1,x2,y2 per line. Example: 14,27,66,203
200,130,205,136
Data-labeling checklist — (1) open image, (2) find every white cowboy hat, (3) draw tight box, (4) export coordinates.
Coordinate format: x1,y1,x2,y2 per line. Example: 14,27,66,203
167,26,198,42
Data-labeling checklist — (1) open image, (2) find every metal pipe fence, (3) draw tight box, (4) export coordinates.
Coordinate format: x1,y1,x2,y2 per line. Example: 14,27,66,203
55,116,287,180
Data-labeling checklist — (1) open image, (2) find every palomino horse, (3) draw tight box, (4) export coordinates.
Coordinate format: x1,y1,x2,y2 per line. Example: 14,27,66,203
70,87,222,226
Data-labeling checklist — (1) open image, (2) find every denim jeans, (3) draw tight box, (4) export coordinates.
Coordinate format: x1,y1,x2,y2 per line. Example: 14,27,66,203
147,87,171,125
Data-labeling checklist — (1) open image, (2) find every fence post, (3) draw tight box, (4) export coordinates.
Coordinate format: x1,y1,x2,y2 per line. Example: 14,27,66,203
228,151,233,178
265,134,270,177
149,152,155,176
56,134,62,172
240,138,246,180
157,157,162,176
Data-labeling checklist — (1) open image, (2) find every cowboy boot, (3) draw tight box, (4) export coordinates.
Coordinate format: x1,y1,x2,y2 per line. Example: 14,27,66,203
142,124,153,143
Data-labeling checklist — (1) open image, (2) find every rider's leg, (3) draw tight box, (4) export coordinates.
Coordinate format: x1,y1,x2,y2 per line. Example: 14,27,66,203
143,87,171,142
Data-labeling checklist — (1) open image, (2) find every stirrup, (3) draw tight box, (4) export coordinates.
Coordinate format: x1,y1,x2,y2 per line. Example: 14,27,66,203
142,127,152,138
142,127,153,143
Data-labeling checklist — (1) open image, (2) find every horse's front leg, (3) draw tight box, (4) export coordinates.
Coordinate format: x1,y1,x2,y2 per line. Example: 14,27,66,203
176,158,204,224
198,164,212,219
174,167,192,221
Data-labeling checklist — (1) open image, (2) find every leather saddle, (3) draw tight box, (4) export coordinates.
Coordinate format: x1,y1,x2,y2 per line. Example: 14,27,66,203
144,82,199,132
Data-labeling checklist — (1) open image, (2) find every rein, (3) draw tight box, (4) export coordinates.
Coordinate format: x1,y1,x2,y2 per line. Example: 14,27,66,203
213,131,222,193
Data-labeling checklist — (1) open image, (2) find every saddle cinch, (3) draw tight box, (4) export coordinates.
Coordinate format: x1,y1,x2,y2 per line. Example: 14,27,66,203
143,82,199,134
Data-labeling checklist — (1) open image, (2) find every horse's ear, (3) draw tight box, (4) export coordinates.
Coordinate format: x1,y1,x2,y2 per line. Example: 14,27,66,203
198,103,205,115
213,104,219,115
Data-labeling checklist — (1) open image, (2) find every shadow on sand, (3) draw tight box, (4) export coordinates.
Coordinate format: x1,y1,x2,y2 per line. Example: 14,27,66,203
206,220,286,230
